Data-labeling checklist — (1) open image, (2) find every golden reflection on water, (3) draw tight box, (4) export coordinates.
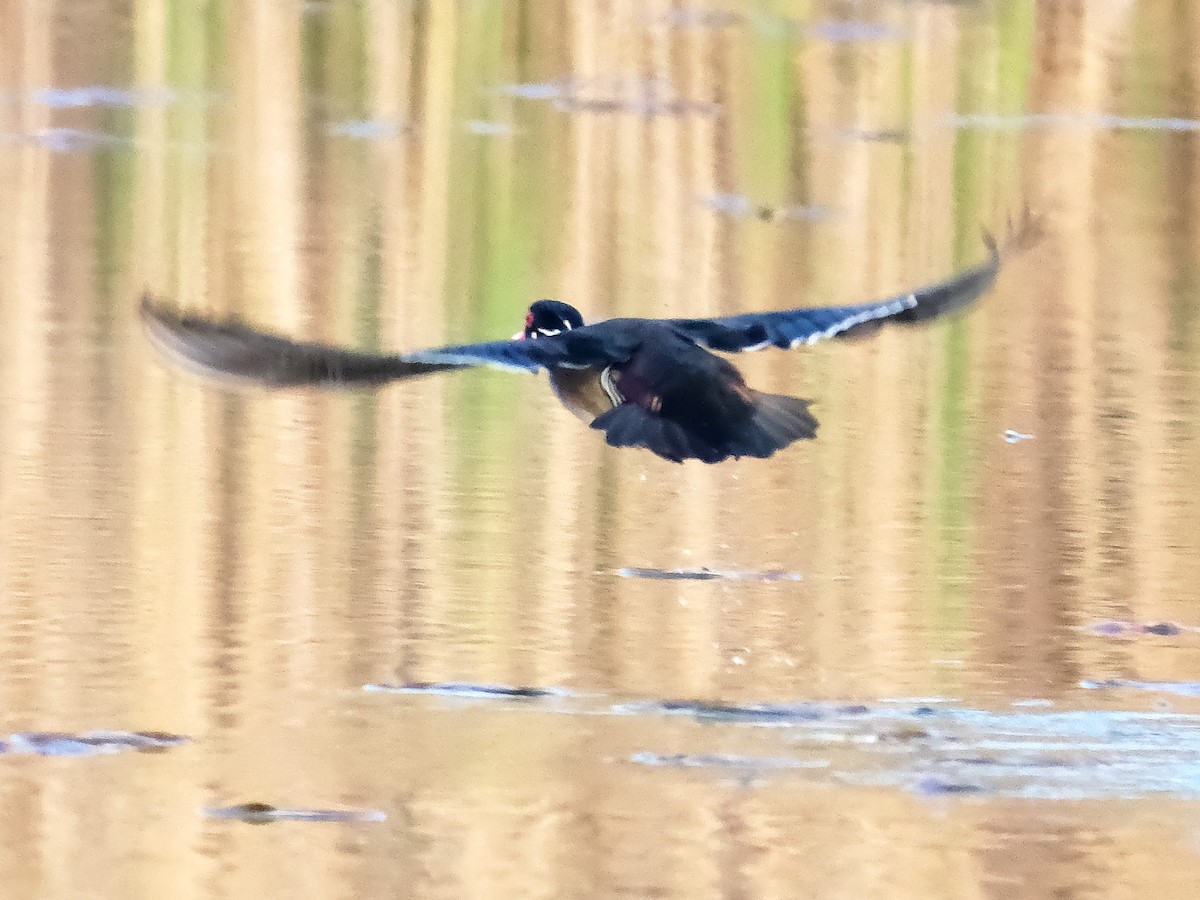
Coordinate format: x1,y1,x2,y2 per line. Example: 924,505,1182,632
3,0,1200,897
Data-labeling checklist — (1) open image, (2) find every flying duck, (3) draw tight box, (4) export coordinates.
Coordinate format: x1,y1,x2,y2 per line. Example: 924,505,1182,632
141,215,1038,464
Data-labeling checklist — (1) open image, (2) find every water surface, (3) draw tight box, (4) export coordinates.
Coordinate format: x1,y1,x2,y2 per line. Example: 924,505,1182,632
2,1,1200,897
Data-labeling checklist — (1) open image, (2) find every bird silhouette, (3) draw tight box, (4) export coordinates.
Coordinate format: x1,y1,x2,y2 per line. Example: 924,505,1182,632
141,213,1039,463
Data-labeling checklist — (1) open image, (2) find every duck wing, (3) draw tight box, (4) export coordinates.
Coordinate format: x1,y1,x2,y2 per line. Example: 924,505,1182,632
139,295,633,388
668,212,1040,353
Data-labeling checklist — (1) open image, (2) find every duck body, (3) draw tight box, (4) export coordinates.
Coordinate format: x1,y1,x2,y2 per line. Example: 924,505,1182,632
542,319,817,462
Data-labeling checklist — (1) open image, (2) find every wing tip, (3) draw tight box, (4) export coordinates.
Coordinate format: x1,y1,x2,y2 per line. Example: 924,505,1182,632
981,227,999,259
138,289,169,326
991,204,1046,261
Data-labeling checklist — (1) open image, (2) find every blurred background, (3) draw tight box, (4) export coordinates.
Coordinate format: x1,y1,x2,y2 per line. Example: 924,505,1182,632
2,0,1200,897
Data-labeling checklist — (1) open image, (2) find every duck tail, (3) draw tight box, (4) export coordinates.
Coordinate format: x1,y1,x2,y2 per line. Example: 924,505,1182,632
590,393,818,464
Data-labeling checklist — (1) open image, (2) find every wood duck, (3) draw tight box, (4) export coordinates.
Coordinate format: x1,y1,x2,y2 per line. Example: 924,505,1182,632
141,216,1038,464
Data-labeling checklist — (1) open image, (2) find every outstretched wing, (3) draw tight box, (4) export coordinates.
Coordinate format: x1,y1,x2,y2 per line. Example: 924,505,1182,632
669,212,1041,353
140,296,457,387
139,295,628,388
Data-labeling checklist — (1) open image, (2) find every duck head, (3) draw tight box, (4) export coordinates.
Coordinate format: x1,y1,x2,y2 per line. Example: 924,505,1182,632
514,299,585,340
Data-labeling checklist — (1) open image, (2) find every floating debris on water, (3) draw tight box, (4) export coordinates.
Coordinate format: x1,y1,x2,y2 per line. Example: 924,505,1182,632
618,567,721,581
203,802,386,824
625,706,1200,798
1003,429,1035,443
498,77,718,118
617,566,803,582
327,119,409,139
613,698,869,723
363,682,876,724
880,701,960,717
360,682,1200,800
496,78,579,100
699,193,832,222
844,128,909,143
621,705,1200,799
658,699,827,722
806,20,907,42
949,112,1200,132
29,85,176,109
911,776,985,796
805,126,908,144
653,8,745,28
1085,620,1187,637
6,730,188,756
0,128,130,153
552,95,719,117
1145,622,1183,635
363,681,562,699
630,751,829,771
1079,679,1200,697
465,119,518,136
814,707,1200,798
364,682,875,725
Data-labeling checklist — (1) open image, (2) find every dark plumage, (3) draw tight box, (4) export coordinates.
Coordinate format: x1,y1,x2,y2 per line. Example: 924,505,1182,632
140,214,1039,463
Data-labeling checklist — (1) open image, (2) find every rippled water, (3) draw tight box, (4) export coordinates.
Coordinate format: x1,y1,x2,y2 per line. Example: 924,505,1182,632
3,1,1200,897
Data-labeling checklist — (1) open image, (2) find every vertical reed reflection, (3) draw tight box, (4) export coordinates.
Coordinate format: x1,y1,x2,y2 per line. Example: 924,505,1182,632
0,0,1199,898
